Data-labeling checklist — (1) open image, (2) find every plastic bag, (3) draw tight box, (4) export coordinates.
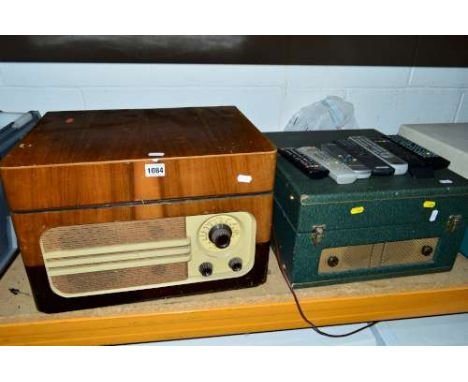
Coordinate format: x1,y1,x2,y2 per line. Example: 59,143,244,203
284,96,358,131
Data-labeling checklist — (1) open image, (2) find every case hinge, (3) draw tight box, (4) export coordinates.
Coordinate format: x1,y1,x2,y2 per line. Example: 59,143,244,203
447,215,462,233
311,224,326,246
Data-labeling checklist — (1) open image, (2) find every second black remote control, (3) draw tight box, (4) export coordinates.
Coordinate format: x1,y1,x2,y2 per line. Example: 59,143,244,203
278,147,329,179
334,138,395,176
369,136,434,178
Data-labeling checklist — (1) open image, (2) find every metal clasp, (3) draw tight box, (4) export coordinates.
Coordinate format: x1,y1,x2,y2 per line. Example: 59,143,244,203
311,224,326,246
447,215,462,233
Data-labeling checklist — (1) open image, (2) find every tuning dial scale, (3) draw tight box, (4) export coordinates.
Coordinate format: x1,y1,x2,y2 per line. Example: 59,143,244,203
198,215,241,253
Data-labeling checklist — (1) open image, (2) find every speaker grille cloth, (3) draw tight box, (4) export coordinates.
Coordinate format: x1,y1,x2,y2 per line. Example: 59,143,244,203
319,244,375,273
319,237,438,273
41,217,186,252
380,237,438,266
51,263,188,294
41,217,189,295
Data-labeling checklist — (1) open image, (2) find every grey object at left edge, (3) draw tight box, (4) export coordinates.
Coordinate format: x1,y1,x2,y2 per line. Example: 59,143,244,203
0,111,41,274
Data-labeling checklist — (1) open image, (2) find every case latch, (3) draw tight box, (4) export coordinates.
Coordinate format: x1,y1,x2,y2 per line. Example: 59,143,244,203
311,224,326,246
447,215,462,233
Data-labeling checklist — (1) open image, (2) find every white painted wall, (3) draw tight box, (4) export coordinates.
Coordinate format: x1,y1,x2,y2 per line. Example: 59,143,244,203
1,63,467,133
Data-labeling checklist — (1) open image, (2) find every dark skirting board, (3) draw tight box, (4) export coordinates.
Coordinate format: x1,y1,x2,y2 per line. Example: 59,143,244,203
1,36,468,67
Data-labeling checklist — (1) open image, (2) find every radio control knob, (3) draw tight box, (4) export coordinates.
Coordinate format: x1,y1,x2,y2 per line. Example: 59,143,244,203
199,262,213,277
327,255,339,267
209,224,232,249
421,245,433,256
229,257,243,272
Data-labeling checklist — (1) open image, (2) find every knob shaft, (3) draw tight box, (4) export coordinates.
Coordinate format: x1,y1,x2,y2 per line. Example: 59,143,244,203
209,224,232,249
199,262,213,277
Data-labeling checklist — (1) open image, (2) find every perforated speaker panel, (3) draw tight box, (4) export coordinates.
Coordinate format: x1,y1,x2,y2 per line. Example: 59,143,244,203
41,217,186,252
319,237,438,274
51,263,188,294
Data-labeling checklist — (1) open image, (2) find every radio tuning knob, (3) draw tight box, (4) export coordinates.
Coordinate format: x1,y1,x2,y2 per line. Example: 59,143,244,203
208,224,232,249
199,262,213,277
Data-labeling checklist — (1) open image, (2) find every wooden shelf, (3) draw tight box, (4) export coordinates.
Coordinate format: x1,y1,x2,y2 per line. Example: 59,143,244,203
1,251,467,345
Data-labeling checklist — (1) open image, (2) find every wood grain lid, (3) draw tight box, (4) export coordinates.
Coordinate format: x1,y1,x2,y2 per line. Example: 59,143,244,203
0,107,276,211
1,106,275,167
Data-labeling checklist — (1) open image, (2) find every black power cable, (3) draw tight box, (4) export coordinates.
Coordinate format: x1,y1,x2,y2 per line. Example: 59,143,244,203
272,229,378,338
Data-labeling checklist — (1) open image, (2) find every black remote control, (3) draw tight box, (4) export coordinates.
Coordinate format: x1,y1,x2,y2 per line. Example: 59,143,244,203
369,136,434,178
278,147,329,179
388,135,450,170
334,138,395,176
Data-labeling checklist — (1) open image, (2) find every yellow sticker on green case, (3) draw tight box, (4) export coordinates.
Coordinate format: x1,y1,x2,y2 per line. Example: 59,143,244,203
350,206,365,215
423,201,436,208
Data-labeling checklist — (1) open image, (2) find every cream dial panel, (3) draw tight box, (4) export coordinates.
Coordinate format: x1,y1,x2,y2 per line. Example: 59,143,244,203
41,211,257,298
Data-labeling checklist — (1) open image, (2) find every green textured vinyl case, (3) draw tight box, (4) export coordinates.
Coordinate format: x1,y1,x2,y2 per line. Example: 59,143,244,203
267,130,468,288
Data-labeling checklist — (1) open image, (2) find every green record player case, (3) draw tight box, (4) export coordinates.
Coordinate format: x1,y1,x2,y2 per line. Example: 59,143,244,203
266,130,468,288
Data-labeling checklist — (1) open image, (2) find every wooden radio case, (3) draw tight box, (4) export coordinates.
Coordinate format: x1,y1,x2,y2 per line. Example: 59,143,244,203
0,106,276,313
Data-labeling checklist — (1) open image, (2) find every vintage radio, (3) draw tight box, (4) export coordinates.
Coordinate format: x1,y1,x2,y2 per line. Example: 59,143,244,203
0,106,276,312
267,129,468,288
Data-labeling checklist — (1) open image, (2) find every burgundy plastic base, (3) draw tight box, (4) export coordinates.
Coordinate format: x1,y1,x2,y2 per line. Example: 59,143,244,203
25,242,270,313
